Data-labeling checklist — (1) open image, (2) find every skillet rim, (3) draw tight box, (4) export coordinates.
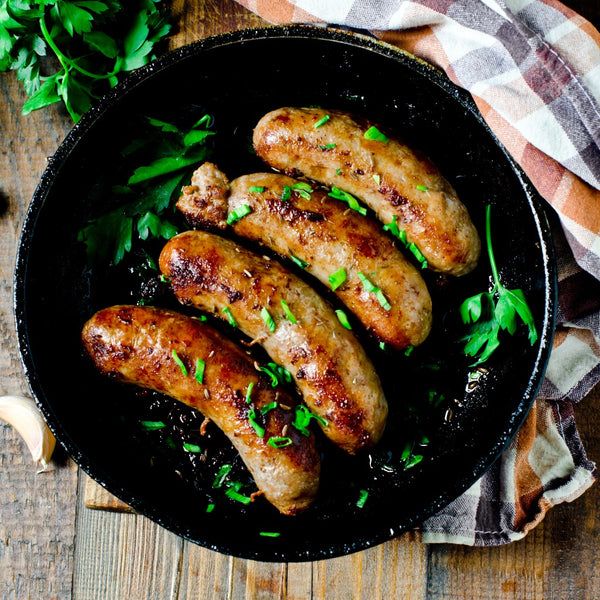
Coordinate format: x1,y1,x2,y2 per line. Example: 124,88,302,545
13,25,557,562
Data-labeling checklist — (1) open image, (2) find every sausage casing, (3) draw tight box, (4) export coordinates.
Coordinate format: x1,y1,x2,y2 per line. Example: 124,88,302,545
177,167,432,349
82,305,320,515
159,231,388,454
253,107,481,276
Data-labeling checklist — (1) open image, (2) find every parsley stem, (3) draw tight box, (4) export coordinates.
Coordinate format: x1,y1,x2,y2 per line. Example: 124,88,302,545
485,205,501,289
39,15,118,81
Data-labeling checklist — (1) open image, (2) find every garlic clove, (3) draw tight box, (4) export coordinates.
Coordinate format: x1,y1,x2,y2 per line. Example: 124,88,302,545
0,395,56,472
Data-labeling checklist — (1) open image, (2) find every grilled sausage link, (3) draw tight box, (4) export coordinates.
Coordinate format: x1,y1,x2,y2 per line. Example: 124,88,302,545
159,231,388,454
253,107,481,276
82,305,320,515
177,167,432,349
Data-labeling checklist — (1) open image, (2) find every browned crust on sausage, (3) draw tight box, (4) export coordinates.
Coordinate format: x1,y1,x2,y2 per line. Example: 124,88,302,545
82,305,320,515
159,231,388,454
253,107,480,276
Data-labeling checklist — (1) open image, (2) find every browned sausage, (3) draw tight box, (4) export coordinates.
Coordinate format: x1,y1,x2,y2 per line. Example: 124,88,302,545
177,167,432,349
82,305,320,515
253,107,481,276
159,231,388,454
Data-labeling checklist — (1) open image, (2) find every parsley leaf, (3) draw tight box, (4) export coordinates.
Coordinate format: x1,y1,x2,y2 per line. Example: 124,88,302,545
460,205,538,365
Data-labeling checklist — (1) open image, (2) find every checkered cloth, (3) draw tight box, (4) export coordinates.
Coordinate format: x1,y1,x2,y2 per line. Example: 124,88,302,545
236,0,600,545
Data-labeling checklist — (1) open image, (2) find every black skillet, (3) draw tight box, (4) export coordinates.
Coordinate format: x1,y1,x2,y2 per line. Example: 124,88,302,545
14,26,556,561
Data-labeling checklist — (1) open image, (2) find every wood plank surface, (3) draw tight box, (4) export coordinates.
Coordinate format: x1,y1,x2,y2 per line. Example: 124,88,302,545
0,0,599,599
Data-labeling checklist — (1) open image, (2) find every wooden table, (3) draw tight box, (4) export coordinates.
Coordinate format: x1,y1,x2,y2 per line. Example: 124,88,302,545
1,1,599,598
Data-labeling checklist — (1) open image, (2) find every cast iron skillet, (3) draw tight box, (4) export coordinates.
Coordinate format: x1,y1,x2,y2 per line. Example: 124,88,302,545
14,26,556,561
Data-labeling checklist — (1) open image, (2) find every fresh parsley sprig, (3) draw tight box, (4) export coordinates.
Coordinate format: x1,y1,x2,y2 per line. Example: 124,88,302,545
1,0,171,122
77,114,215,265
460,205,538,365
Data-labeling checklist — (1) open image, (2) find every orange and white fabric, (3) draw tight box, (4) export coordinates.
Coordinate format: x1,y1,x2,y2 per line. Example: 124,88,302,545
235,0,600,545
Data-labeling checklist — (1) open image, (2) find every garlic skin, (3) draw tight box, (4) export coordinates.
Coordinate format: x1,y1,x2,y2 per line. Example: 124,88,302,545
0,395,56,472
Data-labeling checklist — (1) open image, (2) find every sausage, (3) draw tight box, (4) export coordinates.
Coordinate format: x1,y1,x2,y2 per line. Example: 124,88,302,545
253,107,481,276
177,167,432,348
159,231,388,454
81,305,320,515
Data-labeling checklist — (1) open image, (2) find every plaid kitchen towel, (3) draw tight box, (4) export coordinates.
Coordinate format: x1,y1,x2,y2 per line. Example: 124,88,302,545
236,0,600,545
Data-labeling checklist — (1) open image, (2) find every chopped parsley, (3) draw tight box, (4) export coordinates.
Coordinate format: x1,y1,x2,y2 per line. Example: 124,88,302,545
314,114,330,128
460,205,537,365
183,442,202,453
328,267,347,291
227,204,253,225
335,309,352,330
172,349,188,376
356,489,369,508
141,420,165,431
328,187,367,216
260,307,276,333
292,404,327,436
363,125,389,143
221,306,237,327
267,436,293,448
194,358,205,384
289,253,309,269
248,186,265,193
280,299,297,324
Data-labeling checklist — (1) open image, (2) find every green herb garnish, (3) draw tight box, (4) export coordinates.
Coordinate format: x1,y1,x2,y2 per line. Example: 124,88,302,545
314,114,330,128
292,405,327,437
291,182,312,200
224,481,252,505
289,253,309,269
172,349,188,376
280,299,297,324
183,442,202,453
260,307,276,333
328,267,347,291
460,205,537,365
247,407,265,438
212,464,232,488
260,362,292,387
356,489,369,508
363,126,389,143
280,186,292,201
379,341,386,350
416,184,429,192
206,503,215,513
267,436,293,448
4,1,172,122
357,272,391,311
335,168,343,176
404,345,414,357
248,186,265,193
221,306,237,327
259,531,280,538
383,216,428,269
260,402,278,416
195,358,205,384
245,381,254,404
335,309,352,330
141,420,165,431
320,143,336,150
227,204,252,225
328,187,367,216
